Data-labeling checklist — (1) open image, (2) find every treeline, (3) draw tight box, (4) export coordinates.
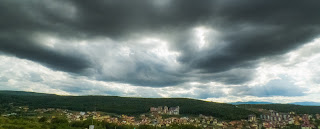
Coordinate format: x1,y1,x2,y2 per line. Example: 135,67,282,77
238,104,320,114
0,91,253,120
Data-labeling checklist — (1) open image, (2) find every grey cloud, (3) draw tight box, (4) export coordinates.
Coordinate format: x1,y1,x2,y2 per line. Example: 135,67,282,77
0,0,91,73
68,39,187,87
0,36,91,73
230,76,305,97
28,73,43,82
44,79,123,96
164,84,228,99
0,76,8,82
193,68,256,85
193,87,227,99
178,86,227,99
1,0,320,86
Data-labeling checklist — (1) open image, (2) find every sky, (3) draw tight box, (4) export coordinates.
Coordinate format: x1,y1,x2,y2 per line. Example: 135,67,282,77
1,0,320,103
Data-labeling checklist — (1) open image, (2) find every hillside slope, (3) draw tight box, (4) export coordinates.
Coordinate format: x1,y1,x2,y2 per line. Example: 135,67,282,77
0,91,254,120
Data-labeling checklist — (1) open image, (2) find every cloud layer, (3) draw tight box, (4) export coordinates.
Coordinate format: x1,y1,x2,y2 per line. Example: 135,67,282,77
1,0,320,102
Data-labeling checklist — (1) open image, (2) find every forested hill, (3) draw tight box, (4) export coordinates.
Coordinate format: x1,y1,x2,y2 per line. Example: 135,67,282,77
0,91,254,120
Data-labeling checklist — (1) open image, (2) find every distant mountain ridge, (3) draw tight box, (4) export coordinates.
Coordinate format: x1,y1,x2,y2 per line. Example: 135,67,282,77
230,101,320,106
289,102,320,106
230,101,274,105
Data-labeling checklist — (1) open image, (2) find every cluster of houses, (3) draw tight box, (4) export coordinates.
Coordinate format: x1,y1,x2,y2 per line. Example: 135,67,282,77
259,110,294,128
146,114,220,128
251,110,318,129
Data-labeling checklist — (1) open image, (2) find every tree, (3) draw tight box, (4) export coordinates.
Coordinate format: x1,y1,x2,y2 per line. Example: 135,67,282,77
39,116,48,123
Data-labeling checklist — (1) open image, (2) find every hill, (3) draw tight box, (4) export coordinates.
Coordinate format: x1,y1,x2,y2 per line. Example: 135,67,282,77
0,91,254,120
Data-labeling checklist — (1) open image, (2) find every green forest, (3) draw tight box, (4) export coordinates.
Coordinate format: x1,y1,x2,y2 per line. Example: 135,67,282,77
0,91,253,120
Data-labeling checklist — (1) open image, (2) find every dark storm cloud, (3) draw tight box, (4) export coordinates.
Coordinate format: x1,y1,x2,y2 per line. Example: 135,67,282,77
175,0,320,73
94,59,186,87
0,0,90,73
1,0,320,86
0,36,90,73
66,0,216,38
204,68,256,85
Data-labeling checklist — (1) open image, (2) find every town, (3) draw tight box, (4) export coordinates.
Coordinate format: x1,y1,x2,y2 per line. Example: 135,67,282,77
2,105,320,129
